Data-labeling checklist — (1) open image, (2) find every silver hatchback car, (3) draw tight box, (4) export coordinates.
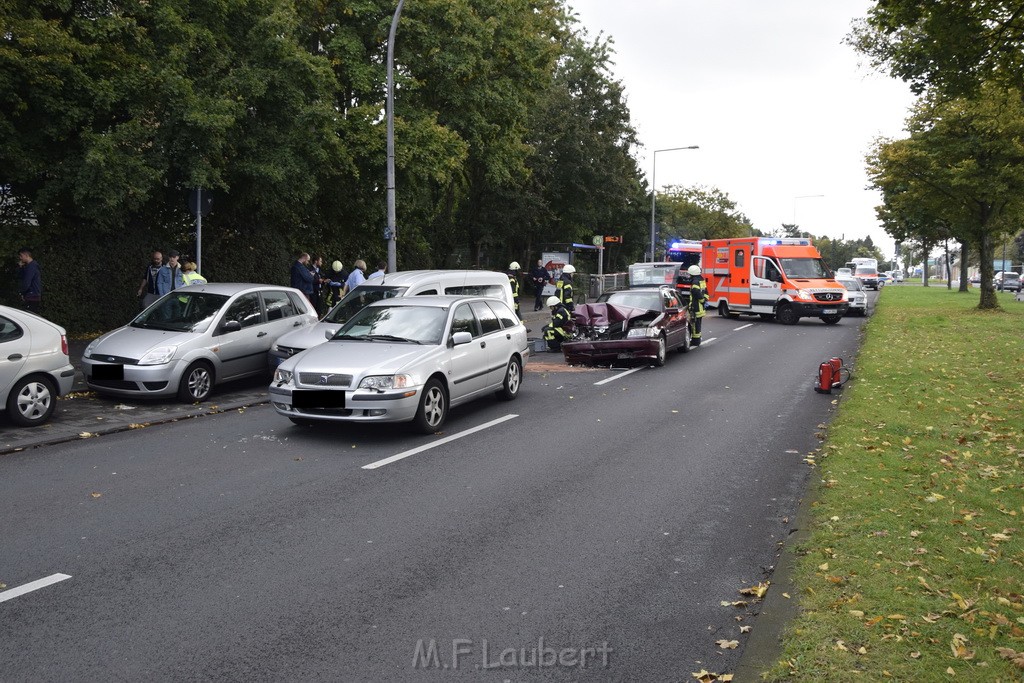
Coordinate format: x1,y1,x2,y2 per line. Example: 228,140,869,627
82,283,317,402
0,306,76,426
270,296,529,433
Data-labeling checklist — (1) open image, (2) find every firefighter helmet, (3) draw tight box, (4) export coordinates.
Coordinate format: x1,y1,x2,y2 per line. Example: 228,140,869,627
546,296,561,307
562,264,576,274
687,265,701,276
332,260,343,272
509,261,521,270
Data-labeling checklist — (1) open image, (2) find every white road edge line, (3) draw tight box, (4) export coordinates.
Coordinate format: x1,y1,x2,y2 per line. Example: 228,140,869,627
593,366,645,386
0,573,72,604
733,323,754,331
362,414,519,470
699,337,718,347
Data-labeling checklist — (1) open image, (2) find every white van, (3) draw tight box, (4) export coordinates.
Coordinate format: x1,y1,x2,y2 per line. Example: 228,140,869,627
269,270,514,366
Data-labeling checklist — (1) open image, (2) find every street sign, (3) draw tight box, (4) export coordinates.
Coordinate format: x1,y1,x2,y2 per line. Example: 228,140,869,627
188,188,213,217
604,235,623,243
592,235,603,246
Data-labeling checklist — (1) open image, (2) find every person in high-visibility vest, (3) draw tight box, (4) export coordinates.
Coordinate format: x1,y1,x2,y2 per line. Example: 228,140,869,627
686,264,707,346
507,261,522,319
543,295,572,351
556,263,575,311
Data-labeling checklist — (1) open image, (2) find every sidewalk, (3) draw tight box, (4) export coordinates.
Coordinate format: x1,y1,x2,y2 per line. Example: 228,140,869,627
0,304,565,455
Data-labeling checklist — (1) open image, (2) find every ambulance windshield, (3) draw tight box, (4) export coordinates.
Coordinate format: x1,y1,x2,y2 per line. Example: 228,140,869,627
778,258,831,279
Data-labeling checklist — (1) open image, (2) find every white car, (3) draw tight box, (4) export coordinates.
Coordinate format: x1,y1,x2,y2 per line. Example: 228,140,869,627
0,306,76,426
835,267,853,278
270,296,528,433
836,278,867,316
82,284,317,402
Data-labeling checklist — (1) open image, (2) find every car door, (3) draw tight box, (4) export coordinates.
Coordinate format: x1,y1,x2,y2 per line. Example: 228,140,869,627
470,300,511,387
0,314,30,399
751,256,783,311
261,289,310,345
447,302,489,400
660,289,688,348
214,292,266,380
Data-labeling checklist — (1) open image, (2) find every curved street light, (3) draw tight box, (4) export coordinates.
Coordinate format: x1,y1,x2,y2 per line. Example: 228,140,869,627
649,145,699,261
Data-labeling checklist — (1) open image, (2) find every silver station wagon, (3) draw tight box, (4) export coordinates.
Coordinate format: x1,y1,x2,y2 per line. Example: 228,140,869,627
82,283,317,402
270,296,529,433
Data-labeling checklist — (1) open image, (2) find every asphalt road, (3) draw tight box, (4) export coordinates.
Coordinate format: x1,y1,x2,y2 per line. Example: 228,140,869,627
0,309,868,681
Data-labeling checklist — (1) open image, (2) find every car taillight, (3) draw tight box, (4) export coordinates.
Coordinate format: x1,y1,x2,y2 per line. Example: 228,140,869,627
61,335,69,356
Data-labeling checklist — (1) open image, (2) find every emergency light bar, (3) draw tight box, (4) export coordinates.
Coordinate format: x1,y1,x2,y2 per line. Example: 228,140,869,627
760,238,812,246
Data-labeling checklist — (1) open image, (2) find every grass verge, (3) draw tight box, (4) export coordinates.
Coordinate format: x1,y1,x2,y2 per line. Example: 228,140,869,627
765,286,1024,680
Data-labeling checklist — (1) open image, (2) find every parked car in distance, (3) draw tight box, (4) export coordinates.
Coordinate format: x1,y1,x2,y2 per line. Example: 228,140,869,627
854,266,880,290
270,296,528,433
82,284,317,403
836,277,867,316
561,286,690,366
0,306,76,426
887,270,904,283
969,273,981,285
877,272,889,286
994,271,1022,292
269,270,515,368
835,267,853,278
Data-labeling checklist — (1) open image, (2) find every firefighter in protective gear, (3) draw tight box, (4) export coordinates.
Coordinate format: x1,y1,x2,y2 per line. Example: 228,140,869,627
507,261,522,319
556,263,575,311
686,264,707,346
543,295,572,351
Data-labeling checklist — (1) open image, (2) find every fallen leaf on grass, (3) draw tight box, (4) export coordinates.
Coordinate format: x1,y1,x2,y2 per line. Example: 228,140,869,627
995,648,1024,668
950,633,974,660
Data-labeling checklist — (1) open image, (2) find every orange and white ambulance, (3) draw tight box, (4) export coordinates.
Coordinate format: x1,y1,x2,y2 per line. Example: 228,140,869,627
701,237,849,325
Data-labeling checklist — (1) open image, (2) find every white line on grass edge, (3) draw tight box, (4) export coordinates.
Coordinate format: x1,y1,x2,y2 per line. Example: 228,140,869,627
0,574,72,604
362,414,519,470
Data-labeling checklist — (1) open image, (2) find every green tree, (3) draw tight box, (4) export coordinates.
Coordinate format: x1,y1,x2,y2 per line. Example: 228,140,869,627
655,185,752,246
867,85,1024,308
848,1,1024,96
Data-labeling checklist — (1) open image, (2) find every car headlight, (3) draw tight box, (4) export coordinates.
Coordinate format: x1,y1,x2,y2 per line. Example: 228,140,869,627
138,345,177,365
626,326,657,338
358,374,413,391
274,368,294,384
795,289,814,301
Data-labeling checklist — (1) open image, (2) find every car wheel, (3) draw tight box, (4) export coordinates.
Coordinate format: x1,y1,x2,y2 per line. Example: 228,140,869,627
177,361,214,403
821,314,842,325
776,302,798,325
6,375,57,427
495,357,522,401
717,300,729,318
654,334,667,367
678,324,692,353
413,379,448,434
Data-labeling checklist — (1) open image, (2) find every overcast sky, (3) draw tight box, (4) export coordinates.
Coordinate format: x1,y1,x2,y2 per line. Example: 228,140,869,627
569,0,917,259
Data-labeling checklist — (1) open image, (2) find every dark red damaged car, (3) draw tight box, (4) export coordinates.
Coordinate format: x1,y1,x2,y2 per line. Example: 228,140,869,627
561,286,691,366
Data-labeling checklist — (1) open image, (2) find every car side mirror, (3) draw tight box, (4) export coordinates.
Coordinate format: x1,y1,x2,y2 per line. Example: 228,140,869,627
324,328,337,340
451,331,473,346
222,320,242,333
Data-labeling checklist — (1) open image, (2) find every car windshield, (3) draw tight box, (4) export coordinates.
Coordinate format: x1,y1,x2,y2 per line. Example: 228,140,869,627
779,258,831,279
596,290,663,311
334,305,447,345
837,278,863,291
130,292,229,332
323,286,409,325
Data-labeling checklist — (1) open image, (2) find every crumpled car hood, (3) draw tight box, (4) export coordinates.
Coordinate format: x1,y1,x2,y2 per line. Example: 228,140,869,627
572,303,656,328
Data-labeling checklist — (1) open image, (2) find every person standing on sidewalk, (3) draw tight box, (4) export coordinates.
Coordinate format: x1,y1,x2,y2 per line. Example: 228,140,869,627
156,250,185,296
345,259,367,292
530,259,549,311
138,249,163,308
290,252,316,309
16,247,42,314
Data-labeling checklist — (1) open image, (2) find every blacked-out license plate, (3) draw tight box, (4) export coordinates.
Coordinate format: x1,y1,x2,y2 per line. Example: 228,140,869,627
292,390,346,408
92,364,124,380
822,309,837,314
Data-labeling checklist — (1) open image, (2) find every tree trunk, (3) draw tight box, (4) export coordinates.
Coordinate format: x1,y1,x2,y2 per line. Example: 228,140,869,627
944,239,952,289
958,240,969,292
977,232,1000,309
922,241,930,286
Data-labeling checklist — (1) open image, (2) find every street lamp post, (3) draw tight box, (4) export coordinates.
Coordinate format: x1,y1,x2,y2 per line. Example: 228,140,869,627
385,0,405,275
649,145,699,262
792,194,824,227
